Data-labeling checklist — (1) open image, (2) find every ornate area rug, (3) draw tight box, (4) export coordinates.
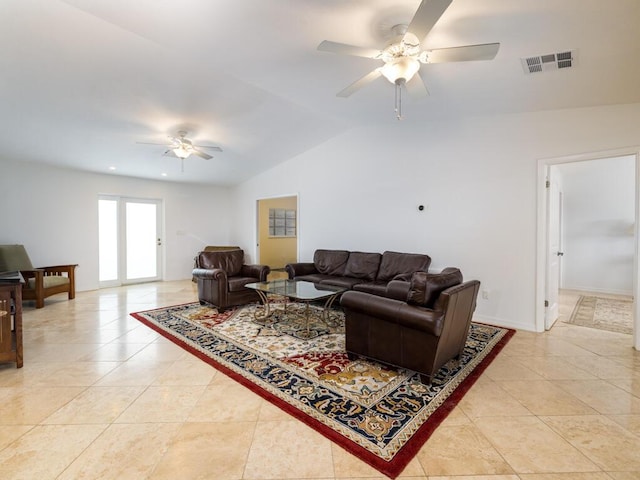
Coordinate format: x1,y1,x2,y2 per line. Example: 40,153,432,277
131,300,513,478
567,295,633,334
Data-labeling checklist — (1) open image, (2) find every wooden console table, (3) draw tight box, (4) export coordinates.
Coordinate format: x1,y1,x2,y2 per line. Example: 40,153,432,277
0,272,23,368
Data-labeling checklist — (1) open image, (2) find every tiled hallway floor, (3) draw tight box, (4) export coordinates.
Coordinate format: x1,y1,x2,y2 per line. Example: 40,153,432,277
0,281,638,479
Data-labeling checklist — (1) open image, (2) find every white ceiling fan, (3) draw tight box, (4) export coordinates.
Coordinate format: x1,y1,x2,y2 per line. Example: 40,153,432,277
138,130,223,171
318,0,500,119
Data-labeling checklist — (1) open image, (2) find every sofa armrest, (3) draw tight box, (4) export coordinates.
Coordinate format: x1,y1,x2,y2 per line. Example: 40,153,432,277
20,267,45,278
385,280,410,300
19,268,42,277
341,290,444,336
241,264,271,281
433,280,480,312
391,272,412,282
192,268,227,281
440,267,462,276
285,262,317,279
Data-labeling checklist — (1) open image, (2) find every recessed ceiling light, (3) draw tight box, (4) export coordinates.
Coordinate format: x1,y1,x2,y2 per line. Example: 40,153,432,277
161,173,167,177
108,166,116,171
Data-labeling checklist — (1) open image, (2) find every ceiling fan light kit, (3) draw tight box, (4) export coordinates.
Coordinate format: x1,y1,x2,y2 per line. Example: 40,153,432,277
380,55,421,85
172,146,190,160
379,51,422,120
379,29,427,120
318,0,500,119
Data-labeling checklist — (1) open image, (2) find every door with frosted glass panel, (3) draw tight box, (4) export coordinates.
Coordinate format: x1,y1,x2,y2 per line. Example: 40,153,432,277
99,196,162,286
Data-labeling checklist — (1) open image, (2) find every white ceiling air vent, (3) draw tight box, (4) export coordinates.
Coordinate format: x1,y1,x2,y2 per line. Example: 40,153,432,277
521,50,576,74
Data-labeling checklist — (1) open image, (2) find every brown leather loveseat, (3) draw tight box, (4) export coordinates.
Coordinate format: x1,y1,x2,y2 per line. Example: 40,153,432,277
340,268,480,384
285,249,431,296
192,249,270,311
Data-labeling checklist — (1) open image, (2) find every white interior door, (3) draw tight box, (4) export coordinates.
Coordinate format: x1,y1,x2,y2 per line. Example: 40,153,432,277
545,179,562,329
99,196,162,287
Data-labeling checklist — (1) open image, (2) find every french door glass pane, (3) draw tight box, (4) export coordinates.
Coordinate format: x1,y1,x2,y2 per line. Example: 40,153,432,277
98,199,118,282
125,202,157,280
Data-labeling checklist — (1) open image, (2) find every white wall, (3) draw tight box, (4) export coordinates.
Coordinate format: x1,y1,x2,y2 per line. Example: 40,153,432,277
3,102,640,330
0,159,232,291
555,156,635,294
232,103,640,332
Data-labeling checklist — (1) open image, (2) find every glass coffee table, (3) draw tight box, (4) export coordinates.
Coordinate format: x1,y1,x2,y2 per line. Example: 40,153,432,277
244,279,346,338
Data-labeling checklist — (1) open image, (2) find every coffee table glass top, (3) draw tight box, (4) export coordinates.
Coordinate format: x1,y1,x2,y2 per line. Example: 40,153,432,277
245,279,346,301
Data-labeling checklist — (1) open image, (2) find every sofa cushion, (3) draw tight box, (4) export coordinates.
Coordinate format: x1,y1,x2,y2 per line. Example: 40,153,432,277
376,251,431,282
198,249,244,277
353,282,388,296
228,276,259,292
314,250,350,276
319,277,363,289
407,268,463,308
27,276,69,290
344,252,381,282
295,273,339,284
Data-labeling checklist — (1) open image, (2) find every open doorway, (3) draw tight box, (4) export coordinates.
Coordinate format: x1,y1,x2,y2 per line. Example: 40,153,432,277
256,195,298,276
537,148,640,350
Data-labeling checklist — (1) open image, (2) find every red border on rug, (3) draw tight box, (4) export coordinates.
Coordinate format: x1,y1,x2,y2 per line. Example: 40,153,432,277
131,308,515,479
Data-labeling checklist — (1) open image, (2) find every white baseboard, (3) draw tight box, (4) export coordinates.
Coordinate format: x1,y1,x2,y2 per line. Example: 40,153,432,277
472,314,537,333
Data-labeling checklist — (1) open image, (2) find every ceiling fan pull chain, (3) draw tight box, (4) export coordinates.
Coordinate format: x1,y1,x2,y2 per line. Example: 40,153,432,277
395,82,403,120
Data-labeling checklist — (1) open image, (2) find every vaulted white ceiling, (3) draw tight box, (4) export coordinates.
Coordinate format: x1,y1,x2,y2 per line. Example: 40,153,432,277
2,0,639,185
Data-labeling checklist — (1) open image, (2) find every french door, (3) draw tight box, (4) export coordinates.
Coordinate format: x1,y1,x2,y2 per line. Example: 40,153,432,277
99,196,162,287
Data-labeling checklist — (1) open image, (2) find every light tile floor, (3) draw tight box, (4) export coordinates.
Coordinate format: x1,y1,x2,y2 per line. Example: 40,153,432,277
0,281,638,479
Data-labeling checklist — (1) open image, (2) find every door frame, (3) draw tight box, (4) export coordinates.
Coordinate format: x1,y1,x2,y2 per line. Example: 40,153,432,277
535,146,640,350
254,193,299,266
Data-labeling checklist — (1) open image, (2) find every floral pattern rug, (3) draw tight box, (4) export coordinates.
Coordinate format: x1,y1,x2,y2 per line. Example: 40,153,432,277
131,300,513,479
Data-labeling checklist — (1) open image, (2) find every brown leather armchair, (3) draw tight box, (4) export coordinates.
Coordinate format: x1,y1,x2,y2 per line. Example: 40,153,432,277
192,249,270,311
340,268,480,384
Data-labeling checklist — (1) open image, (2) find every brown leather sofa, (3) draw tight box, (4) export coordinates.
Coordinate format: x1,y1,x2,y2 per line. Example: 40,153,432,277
192,249,270,310
340,268,480,384
285,249,431,296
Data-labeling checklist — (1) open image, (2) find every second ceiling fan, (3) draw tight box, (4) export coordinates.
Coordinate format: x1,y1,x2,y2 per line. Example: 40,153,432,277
318,0,500,119
138,130,223,172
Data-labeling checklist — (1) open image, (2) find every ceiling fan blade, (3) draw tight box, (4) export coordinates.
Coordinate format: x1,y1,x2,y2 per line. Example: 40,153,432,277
193,145,223,152
318,40,382,59
427,43,500,63
192,149,213,160
337,68,383,97
405,0,453,43
406,71,430,99
136,141,170,146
